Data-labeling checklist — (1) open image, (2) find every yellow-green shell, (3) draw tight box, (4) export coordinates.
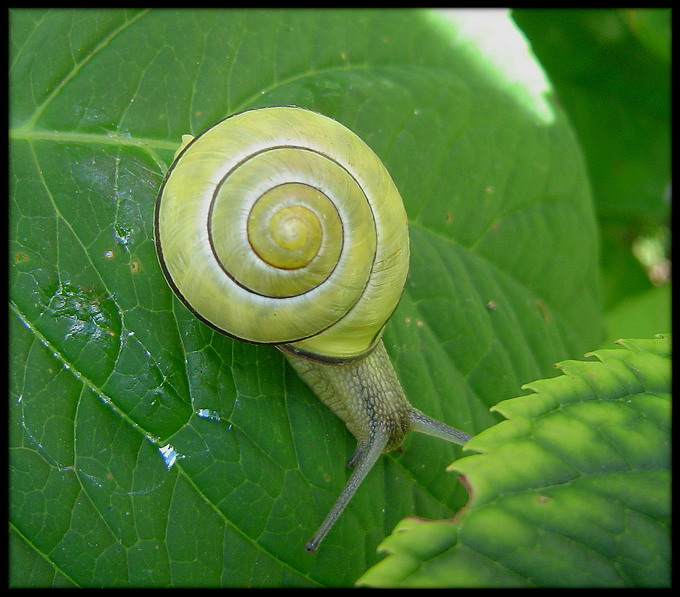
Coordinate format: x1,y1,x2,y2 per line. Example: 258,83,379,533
155,106,409,360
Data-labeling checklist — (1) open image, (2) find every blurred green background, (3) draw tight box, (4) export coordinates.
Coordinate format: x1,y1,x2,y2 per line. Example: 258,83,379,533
512,8,670,346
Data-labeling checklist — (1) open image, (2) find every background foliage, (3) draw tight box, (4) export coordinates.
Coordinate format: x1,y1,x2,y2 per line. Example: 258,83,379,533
9,8,669,587
512,8,670,344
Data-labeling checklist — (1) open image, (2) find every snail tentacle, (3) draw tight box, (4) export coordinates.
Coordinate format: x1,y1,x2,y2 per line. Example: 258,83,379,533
285,339,470,550
305,424,389,553
408,409,472,445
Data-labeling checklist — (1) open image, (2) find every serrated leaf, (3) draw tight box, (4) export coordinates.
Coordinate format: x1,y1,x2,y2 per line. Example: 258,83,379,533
9,8,600,587
358,335,670,588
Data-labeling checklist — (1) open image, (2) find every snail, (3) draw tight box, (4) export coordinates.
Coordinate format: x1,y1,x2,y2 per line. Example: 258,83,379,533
154,106,471,552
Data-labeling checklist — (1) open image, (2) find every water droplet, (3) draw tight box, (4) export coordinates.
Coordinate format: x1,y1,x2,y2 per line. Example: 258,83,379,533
159,444,179,469
44,283,120,346
114,225,133,249
196,408,221,421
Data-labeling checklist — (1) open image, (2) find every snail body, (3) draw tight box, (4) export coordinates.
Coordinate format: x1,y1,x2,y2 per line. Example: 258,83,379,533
155,106,470,552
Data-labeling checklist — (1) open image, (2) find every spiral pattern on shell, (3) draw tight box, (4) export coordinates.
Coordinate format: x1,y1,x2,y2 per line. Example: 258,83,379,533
155,106,409,360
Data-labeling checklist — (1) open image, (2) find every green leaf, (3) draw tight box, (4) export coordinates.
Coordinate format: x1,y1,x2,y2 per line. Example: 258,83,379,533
358,335,671,588
10,9,600,586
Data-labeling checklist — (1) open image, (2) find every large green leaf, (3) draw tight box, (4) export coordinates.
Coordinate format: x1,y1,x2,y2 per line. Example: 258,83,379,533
358,335,671,587
9,9,600,586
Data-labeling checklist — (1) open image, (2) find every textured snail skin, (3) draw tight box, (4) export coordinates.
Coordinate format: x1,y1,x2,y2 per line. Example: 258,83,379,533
285,341,470,552
154,106,471,553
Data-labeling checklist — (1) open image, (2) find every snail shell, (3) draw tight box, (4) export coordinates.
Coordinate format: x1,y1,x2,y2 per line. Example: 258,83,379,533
155,106,409,361
155,106,470,552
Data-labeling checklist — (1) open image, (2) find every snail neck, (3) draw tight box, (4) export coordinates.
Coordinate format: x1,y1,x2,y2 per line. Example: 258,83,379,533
285,336,471,552
282,339,411,451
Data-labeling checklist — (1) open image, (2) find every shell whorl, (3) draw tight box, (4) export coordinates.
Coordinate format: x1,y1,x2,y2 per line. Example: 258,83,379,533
155,106,409,360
